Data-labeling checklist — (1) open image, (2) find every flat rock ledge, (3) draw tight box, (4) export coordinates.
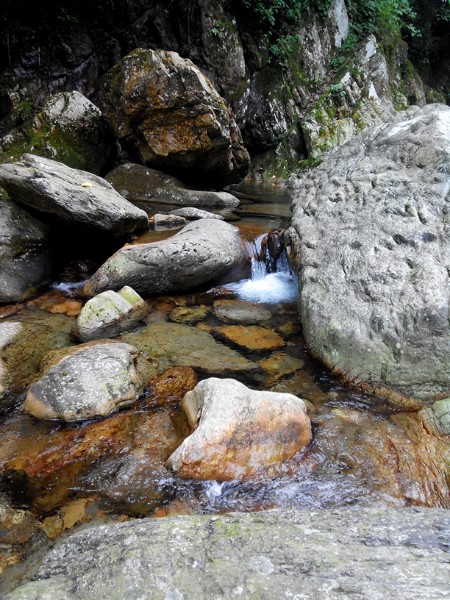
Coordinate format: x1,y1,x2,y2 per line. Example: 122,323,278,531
4,508,449,599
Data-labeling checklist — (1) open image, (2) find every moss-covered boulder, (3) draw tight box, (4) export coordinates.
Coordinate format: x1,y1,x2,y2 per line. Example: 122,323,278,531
98,49,249,188
0,91,113,174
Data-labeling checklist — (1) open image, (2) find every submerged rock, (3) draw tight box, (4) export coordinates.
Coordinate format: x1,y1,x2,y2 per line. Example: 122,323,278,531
121,322,257,376
106,163,239,208
99,49,249,188
214,324,286,351
0,198,51,303
0,154,148,236
167,378,312,480
289,104,450,405
0,313,73,411
212,299,272,324
5,508,448,599
82,220,246,297
74,286,149,342
23,342,153,421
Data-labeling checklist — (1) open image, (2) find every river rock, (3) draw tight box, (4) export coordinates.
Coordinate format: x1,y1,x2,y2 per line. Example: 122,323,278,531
121,322,257,376
213,299,272,324
214,325,286,351
169,207,225,221
82,220,246,297
0,313,73,411
0,154,148,237
5,508,448,600
151,214,186,229
167,378,312,480
289,104,450,405
0,91,113,174
98,49,249,188
74,286,149,342
106,163,239,208
0,197,51,303
23,342,152,422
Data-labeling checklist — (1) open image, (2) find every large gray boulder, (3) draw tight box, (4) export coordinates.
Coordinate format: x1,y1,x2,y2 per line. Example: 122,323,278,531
0,154,148,236
167,378,312,480
98,49,249,188
106,163,239,209
0,197,51,303
23,342,152,422
82,219,246,297
288,104,450,405
4,508,449,599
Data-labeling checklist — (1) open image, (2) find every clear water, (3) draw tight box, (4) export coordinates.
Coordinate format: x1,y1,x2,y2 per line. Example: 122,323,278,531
0,181,447,530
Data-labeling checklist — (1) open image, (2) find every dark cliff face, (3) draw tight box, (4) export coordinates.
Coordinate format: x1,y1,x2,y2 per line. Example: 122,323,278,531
0,0,443,175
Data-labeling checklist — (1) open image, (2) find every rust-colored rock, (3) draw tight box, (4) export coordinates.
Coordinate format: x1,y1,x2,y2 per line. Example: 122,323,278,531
167,378,312,481
99,49,249,188
214,325,286,351
147,367,198,405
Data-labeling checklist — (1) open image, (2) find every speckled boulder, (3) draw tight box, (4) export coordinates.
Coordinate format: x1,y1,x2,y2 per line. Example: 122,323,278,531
23,342,152,422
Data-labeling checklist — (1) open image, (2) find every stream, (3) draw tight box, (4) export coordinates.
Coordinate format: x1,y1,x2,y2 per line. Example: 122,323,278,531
0,182,448,536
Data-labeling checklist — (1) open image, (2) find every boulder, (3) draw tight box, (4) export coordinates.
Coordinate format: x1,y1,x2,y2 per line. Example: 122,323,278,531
151,214,187,229
106,163,239,208
23,342,153,422
0,91,113,174
5,508,448,600
82,219,246,297
0,154,148,237
98,49,249,187
74,286,149,342
166,378,312,480
0,197,51,303
288,104,450,405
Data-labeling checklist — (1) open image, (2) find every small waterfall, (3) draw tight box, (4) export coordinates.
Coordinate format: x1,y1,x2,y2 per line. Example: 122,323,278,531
225,230,298,304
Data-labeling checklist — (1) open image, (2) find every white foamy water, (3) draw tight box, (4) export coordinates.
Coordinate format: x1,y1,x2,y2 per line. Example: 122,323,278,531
225,271,298,304
225,234,298,304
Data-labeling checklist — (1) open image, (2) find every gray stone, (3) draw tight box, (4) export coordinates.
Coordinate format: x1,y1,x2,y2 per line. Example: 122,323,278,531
82,219,246,297
106,163,239,208
288,104,450,404
212,299,272,324
0,154,149,236
0,198,51,303
23,342,150,422
5,508,450,599
167,378,312,480
74,286,149,342
152,214,187,229
169,207,225,220
99,49,249,187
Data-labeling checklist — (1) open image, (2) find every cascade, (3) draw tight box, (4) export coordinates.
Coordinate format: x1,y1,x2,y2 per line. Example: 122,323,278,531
225,230,298,303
